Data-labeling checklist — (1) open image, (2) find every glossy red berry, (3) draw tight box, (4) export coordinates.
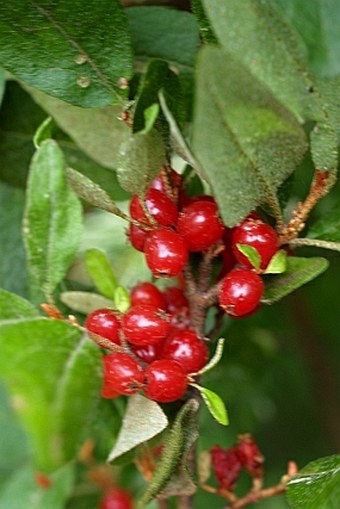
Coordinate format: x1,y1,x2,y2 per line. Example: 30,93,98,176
121,304,170,346
144,228,188,277
177,200,224,251
232,217,279,270
211,445,242,491
162,329,208,373
131,282,166,310
85,309,121,345
218,268,264,317
144,359,188,402
100,488,133,509
130,188,178,226
103,353,144,396
127,223,148,252
132,341,164,364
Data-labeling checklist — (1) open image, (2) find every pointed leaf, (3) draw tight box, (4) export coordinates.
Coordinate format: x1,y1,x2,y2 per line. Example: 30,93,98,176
60,291,115,315
190,384,228,426
108,394,168,462
0,319,101,471
237,244,261,270
0,289,39,324
287,455,340,509
117,129,166,194
85,249,118,300
114,286,131,313
23,140,82,299
262,256,329,304
66,167,124,216
138,399,199,507
142,104,160,134
192,46,307,226
26,87,130,170
263,250,287,275
197,337,225,375
33,116,54,149
0,0,132,107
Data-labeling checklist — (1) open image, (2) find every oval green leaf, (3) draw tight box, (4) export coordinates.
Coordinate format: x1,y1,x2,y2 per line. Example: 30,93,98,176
191,384,229,426
85,248,118,300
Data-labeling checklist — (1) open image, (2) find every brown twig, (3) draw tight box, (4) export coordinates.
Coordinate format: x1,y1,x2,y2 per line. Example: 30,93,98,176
279,170,330,244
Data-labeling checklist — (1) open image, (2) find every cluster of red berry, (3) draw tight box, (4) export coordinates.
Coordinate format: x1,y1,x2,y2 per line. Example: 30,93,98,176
211,434,264,491
85,281,208,403
85,168,280,404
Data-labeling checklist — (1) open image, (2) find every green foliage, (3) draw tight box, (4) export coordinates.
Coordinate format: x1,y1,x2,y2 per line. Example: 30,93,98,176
192,46,307,226
85,249,118,300
108,394,168,462
138,399,199,506
0,289,39,323
23,140,82,299
308,207,340,242
0,319,101,471
263,250,288,275
262,256,329,304
0,0,132,107
60,291,115,315
287,455,340,508
190,384,229,426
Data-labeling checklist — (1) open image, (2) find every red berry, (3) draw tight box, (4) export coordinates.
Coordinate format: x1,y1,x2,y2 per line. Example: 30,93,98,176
131,282,166,310
130,189,178,226
162,329,208,373
185,194,215,206
144,359,188,402
232,218,279,270
100,488,133,509
211,445,242,490
127,223,148,252
177,200,224,251
218,268,264,317
103,353,144,396
132,341,164,364
163,286,189,313
101,384,121,399
236,434,264,478
85,309,121,345
121,304,170,346
144,228,188,277
150,169,183,193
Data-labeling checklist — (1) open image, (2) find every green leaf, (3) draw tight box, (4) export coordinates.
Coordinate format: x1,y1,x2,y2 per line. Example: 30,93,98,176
0,463,75,509
127,7,199,70
142,104,160,134
287,455,340,509
308,206,340,242
0,289,39,324
0,183,30,297
114,286,131,313
60,291,115,315
190,384,229,426
133,59,183,133
0,319,101,471
197,337,226,375
138,399,199,507
263,250,287,274
192,46,307,226
33,116,54,149
0,68,5,106
274,0,340,78
85,249,118,300
66,167,125,216
26,87,130,170
192,0,218,44
236,244,261,270
0,0,132,107
201,0,338,180
117,129,166,194
262,256,329,304
108,394,168,462
23,140,83,299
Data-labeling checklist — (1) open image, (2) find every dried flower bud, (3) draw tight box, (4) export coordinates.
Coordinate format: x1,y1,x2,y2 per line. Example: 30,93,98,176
211,445,242,491
236,434,264,479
